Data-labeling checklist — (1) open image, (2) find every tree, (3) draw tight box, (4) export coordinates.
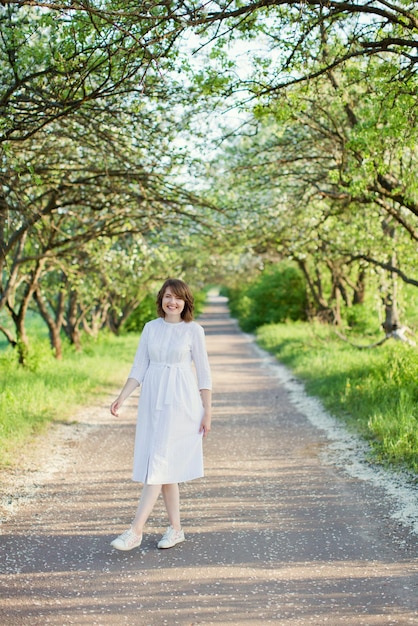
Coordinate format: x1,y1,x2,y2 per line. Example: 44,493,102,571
204,48,418,334
2,0,418,353
0,97,223,360
0,2,187,142
187,1,418,88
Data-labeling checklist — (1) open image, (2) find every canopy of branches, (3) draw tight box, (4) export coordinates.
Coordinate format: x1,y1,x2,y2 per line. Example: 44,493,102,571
0,0,417,362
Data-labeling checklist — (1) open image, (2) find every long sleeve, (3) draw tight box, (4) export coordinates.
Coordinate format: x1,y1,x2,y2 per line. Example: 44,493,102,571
128,322,150,384
191,323,212,390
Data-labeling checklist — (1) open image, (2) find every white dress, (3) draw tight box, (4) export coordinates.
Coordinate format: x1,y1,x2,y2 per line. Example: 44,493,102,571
128,317,212,484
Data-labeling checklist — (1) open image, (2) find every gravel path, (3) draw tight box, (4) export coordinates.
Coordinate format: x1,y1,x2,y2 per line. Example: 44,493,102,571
0,295,417,625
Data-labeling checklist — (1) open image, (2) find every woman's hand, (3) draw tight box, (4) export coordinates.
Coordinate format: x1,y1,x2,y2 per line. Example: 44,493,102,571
110,378,140,417
199,411,212,437
199,388,212,437
110,398,122,416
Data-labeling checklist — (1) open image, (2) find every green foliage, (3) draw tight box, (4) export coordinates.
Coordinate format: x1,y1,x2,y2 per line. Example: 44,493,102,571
122,294,157,332
227,263,308,332
193,289,210,318
257,322,418,472
343,304,380,336
403,284,418,329
204,45,418,334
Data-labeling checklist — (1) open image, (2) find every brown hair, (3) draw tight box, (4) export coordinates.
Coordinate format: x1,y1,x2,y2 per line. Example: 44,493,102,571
156,278,194,322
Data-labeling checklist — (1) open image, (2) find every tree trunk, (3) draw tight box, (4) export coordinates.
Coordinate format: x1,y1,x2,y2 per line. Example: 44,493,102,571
6,260,44,365
381,224,402,336
296,258,335,323
82,302,111,337
381,260,401,336
0,324,17,347
333,287,342,326
353,269,366,305
106,299,141,335
6,302,30,366
382,294,401,335
0,202,7,281
33,288,64,360
64,290,82,351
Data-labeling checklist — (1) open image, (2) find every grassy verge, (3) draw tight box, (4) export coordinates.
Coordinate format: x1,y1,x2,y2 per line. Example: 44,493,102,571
0,333,139,467
256,322,418,473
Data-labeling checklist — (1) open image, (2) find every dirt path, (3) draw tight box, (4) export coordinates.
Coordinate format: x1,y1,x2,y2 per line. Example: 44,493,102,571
0,295,417,625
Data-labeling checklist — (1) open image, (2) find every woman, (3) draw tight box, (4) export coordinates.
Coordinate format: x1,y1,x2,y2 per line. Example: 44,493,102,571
110,278,212,551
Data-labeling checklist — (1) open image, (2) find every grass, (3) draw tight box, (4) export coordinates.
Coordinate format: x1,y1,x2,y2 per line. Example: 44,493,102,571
256,321,418,473
0,332,139,467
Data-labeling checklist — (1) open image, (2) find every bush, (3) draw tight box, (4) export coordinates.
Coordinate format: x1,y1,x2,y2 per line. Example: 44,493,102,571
122,294,157,333
226,263,308,332
343,303,381,335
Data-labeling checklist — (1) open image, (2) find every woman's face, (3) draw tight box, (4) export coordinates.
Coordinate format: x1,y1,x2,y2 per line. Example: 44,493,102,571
162,288,185,321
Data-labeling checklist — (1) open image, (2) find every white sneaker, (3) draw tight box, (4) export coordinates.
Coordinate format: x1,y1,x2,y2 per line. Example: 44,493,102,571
111,528,142,551
157,525,185,549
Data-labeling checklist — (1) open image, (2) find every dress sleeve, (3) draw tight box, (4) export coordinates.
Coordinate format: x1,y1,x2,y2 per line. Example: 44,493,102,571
191,323,212,390
128,322,150,384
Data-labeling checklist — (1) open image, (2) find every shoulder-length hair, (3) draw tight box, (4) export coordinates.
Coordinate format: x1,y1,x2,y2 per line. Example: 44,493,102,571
156,278,194,322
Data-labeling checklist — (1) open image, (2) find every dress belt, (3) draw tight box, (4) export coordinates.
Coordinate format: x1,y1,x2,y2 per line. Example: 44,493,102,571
150,362,190,410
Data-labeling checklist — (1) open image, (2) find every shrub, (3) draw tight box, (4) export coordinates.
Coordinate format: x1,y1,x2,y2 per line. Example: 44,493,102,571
122,294,157,333
226,263,308,332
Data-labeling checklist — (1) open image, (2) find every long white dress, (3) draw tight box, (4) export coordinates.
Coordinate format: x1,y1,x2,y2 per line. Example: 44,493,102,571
128,317,212,485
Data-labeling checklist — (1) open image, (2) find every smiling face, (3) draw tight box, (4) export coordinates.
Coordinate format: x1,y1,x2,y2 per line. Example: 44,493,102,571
156,278,194,322
162,288,185,322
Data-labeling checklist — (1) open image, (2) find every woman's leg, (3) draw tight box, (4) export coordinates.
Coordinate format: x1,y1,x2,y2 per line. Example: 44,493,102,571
131,483,162,535
161,483,181,530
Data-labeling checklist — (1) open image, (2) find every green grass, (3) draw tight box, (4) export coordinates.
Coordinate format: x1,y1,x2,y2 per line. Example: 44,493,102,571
0,333,139,467
256,322,418,473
